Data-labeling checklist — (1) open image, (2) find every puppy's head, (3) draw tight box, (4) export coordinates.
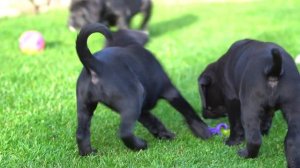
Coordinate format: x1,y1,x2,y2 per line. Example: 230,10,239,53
68,0,102,31
106,29,149,47
198,64,227,119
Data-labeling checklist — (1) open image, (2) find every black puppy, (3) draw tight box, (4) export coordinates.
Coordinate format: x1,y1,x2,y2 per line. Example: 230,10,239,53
68,0,152,31
75,23,211,156
198,39,300,167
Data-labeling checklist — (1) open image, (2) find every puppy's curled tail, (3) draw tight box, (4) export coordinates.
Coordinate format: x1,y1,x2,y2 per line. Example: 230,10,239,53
76,23,113,71
265,48,283,78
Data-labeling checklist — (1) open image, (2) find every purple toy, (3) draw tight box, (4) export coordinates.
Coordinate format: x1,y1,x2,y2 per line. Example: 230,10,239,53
209,123,229,135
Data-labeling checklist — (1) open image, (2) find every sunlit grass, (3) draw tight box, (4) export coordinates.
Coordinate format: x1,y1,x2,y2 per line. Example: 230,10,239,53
1,0,299,167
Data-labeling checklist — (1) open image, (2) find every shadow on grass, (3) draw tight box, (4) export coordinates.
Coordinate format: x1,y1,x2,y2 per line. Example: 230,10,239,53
256,31,288,42
150,14,198,37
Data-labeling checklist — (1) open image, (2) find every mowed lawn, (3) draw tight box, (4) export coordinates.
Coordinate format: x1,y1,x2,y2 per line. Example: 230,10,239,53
1,0,300,167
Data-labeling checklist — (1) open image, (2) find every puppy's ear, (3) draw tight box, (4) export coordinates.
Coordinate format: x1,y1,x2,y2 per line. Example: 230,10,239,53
198,74,212,109
199,75,211,86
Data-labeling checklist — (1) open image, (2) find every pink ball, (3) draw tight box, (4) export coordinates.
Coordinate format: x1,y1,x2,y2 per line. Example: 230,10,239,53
19,31,45,54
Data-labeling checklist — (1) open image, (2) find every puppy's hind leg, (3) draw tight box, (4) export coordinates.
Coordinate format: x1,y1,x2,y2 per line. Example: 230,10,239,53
76,100,97,156
260,108,274,135
238,101,262,158
162,85,212,139
226,100,245,146
139,111,175,140
118,98,147,151
281,100,300,168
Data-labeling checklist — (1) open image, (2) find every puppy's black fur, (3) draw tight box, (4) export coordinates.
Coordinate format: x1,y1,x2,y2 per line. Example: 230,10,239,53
198,39,300,167
75,23,211,156
68,0,152,31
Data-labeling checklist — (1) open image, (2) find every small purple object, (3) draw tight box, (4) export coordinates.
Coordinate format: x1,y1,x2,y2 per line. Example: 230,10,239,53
209,123,229,135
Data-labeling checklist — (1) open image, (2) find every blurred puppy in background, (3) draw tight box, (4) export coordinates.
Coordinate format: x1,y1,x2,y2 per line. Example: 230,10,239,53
68,0,152,31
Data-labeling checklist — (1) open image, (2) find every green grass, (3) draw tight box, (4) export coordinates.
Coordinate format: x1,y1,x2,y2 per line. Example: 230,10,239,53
1,0,300,167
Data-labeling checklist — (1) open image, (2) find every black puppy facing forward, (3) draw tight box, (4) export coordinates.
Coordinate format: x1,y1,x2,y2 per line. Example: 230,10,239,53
68,0,152,31
75,23,211,156
198,39,300,167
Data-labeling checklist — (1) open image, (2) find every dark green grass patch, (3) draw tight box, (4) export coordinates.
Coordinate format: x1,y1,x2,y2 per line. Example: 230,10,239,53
1,0,299,167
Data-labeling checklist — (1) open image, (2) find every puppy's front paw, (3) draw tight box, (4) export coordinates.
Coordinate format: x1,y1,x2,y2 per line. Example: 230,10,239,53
79,148,97,156
188,120,212,139
122,136,148,151
156,130,175,140
238,148,249,158
132,137,148,150
238,146,260,158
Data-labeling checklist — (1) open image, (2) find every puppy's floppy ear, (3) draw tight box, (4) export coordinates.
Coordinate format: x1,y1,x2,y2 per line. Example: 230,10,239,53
198,74,212,109
199,75,211,86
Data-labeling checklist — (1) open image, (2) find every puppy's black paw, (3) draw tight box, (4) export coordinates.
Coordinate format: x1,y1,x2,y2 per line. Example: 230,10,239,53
238,148,249,158
122,136,148,151
156,131,175,140
79,148,97,156
238,148,259,158
132,138,148,150
188,119,212,139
